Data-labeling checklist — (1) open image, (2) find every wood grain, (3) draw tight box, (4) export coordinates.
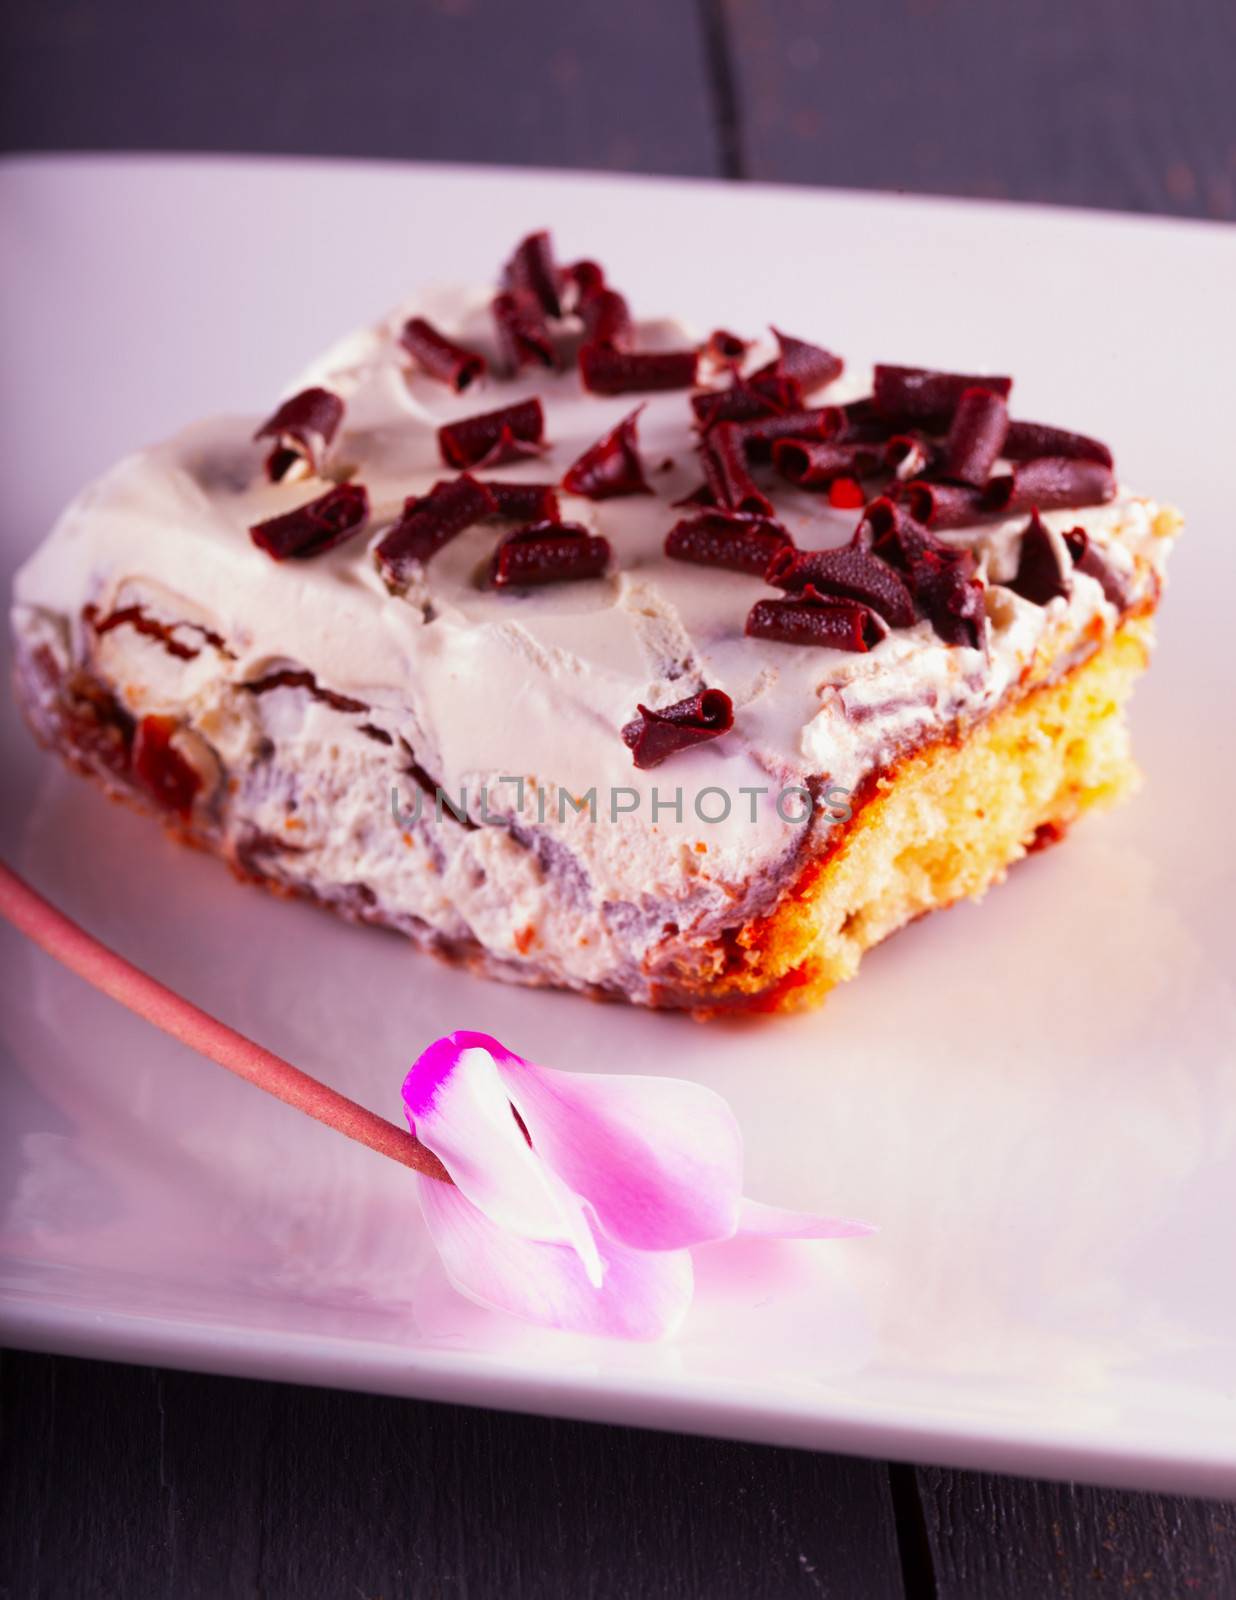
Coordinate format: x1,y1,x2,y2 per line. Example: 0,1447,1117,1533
917,1465,1236,1599
1,1350,906,1599
0,0,722,178
720,0,1236,217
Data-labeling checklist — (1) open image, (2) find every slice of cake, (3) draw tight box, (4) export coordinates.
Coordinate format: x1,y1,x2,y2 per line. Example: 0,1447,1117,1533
10,232,1180,1013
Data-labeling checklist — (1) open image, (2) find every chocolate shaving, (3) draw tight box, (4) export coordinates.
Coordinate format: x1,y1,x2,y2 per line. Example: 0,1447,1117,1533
579,288,633,352
751,328,844,397
983,457,1116,516
254,387,344,482
400,317,487,392
1064,528,1131,608
561,408,650,499
481,481,562,522
563,259,606,309
493,291,556,371
691,382,785,429
438,399,545,469
703,329,751,369
1003,420,1113,469
579,346,698,395
765,537,916,627
884,433,935,480
375,474,497,584
132,715,202,818
899,479,989,529
746,588,886,653
1008,511,1071,605
249,482,369,561
621,689,734,770
490,520,611,587
731,406,845,462
701,422,774,517
862,498,986,648
502,230,563,318
909,546,986,649
664,511,793,576
942,386,1009,485
771,438,882,488
873,365,1012,427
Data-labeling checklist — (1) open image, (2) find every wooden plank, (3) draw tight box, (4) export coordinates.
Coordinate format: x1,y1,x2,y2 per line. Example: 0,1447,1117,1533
1,1351,907,1599
917,1465,1236,1599
720,0,1236,218
0,0,722,178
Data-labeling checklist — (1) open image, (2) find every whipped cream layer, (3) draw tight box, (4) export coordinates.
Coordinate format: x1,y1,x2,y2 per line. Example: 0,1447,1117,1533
11,289,1176,997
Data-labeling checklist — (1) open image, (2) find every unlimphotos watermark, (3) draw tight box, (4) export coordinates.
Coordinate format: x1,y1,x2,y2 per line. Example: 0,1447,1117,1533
390,776,853,831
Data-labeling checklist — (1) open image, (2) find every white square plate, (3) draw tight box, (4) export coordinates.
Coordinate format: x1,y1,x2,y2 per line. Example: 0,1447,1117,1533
3,155,1234,1497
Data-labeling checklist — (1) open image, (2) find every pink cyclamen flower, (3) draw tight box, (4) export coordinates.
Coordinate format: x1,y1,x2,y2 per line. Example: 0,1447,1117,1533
403,1031,874,1340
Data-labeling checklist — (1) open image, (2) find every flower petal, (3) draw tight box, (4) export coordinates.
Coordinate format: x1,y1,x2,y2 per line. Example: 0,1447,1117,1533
452,1033,744,1251
737,1198,877,1239
416,1175,694,1340
403,1036,601,1283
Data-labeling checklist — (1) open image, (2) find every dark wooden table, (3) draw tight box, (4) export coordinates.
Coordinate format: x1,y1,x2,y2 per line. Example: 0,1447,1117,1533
3,2,1235,1595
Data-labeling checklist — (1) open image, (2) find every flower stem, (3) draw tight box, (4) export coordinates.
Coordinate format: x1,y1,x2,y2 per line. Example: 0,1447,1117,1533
0,860,449,1181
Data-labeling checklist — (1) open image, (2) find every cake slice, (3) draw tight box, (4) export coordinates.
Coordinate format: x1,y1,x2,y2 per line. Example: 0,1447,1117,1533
10,232,1180,1013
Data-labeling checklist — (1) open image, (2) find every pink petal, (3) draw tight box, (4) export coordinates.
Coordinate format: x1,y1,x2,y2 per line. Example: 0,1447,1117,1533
462,1032,744,1251
737,1197,877,1239
403,1035,601,1283
416,1175,694,1340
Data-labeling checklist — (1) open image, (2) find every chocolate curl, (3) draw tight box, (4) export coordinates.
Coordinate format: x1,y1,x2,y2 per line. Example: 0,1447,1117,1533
375,475,497,585
1004,420,1113,469
703,329,751,370
772,438,881,488
664,511,793,577
884,433,935,481
502,230,563,318
863,496,939,568
438,399,545,469
746,589,886,652
701,422,775,517
254,387,344,482
732,406,845,462
490,521,611,588
1008,511,1071,605
873,365,1012,427
942,386,1009,486
621,689,734,770
400,318,487,393
983,457,1116,517
493,291,556,372
909,550,992,649
752,328,844,397
561,407,650,499
765,539,916,627
911,549,987,650
1064,528,1131,608
861,498,987,649
842,397,894,435
900,479,988,529
579,288,634,352
481,481,562,523
249,482,369,562
579,346,698,395
563,259,606,310
691,383,786,430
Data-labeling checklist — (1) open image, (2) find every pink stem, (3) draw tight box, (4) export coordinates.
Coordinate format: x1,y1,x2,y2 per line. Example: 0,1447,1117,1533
0,860,449,1182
